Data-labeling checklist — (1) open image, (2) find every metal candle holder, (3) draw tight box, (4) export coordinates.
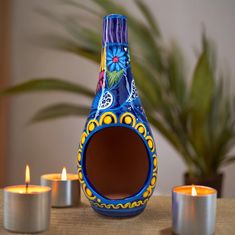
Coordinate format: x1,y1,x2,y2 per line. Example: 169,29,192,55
41,173,80,207
4,185,51,233
172,185,217,235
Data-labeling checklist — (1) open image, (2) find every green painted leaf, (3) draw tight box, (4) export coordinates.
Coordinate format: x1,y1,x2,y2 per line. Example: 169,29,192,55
106,69,124,88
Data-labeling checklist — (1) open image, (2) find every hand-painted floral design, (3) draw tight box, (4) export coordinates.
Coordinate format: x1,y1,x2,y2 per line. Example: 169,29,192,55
96,70,104,92
98,91,113,110
107,46,127,72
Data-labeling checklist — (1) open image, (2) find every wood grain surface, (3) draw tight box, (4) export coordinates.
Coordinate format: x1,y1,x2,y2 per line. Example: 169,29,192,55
0,191,234,235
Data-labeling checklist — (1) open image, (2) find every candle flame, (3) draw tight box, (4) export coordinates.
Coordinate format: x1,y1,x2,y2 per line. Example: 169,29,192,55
25,165,30,185
192,185,197,196
61,167,67,181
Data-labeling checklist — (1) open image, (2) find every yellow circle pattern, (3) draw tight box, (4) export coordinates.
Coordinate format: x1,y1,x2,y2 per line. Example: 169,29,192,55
135,123,147,137
81,134,86,144
86,188,92,197
152,154,158,172
86,119,99,134
99,112,117,125
148,139,153,148
143,191,149,198
89,123,95,131
151,177,156,186
124,116,132,124
78,171,83,181
146,136,155,152
138,126,144,133
104,116,112,124
77,153,81,162
82,184,96,200
120,112,136,127
77,111,158,210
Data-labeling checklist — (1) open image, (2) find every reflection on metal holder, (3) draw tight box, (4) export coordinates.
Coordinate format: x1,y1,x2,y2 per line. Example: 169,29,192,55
4,185,51,233
41,174,80,208
172,185,217,235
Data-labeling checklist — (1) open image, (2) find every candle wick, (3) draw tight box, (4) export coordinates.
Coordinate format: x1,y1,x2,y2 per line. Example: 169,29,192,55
26,183,29,193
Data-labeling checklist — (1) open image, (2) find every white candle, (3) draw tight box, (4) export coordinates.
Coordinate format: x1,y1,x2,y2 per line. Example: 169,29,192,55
4,165,51,233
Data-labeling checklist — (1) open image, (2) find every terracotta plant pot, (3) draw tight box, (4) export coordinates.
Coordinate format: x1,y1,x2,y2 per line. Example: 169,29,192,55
77,14,158,217
184,173,224,198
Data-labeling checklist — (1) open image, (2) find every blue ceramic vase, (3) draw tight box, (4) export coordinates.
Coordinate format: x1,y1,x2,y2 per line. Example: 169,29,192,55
77,14,158,217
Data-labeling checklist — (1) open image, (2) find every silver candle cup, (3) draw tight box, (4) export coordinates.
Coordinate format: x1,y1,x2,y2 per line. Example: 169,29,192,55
4,185,51,233
41,173,80,207
172,185,217,235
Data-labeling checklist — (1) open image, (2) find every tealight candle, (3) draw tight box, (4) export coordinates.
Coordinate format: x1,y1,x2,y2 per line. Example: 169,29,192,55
4,165,51,233
172,185,217,235
41,167,80,207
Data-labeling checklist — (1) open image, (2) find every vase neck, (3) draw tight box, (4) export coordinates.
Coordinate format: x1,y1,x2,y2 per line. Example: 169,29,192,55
102,14,128,47
96,14,132,94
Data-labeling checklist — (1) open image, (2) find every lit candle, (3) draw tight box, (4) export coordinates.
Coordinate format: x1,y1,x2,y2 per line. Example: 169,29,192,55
3,165,51,233
172,185,217,235
41,167,80,207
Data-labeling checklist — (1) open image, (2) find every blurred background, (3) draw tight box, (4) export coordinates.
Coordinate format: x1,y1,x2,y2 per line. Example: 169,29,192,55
1,0,235,197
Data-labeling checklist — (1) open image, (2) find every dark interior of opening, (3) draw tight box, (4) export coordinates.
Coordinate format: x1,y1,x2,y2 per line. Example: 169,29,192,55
85,126,149,200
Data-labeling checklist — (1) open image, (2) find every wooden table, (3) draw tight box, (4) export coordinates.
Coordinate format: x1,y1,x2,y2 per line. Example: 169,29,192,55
0,190,235,235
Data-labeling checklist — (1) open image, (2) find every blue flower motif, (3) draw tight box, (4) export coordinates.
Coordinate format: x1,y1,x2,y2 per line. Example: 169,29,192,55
106,46,126,72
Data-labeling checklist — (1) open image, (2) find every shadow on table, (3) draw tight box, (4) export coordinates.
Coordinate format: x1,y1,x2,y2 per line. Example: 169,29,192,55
159,227,174,235
78,202,90,208
54,202,90,209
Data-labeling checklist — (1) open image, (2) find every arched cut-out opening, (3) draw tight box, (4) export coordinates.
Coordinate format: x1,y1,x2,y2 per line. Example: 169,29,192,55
84,126,149,200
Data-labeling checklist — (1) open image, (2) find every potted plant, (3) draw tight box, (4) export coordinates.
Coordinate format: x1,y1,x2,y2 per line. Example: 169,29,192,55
2,0,235,197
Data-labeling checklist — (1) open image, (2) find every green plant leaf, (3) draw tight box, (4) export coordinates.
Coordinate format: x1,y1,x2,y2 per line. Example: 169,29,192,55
1,78,94,98
222,156,235,166
190,50,214,121
92,0,128,15
30,103,90,123
37,35,100,63
91,0,163,71
8,0,233,177
134,0,160,36
188,49,214,164
146,111,196,169
147,112,182,154
60,0,101,16
35,7,101,60
166,42,187,106
106,69,124,88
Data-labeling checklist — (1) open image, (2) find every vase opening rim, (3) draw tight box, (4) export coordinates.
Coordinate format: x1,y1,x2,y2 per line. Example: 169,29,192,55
104,14,127,20
83,126,150,200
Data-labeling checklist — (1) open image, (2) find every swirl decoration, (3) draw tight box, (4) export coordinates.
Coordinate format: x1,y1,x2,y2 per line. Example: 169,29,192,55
127,80,138,102
77,111,158,210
